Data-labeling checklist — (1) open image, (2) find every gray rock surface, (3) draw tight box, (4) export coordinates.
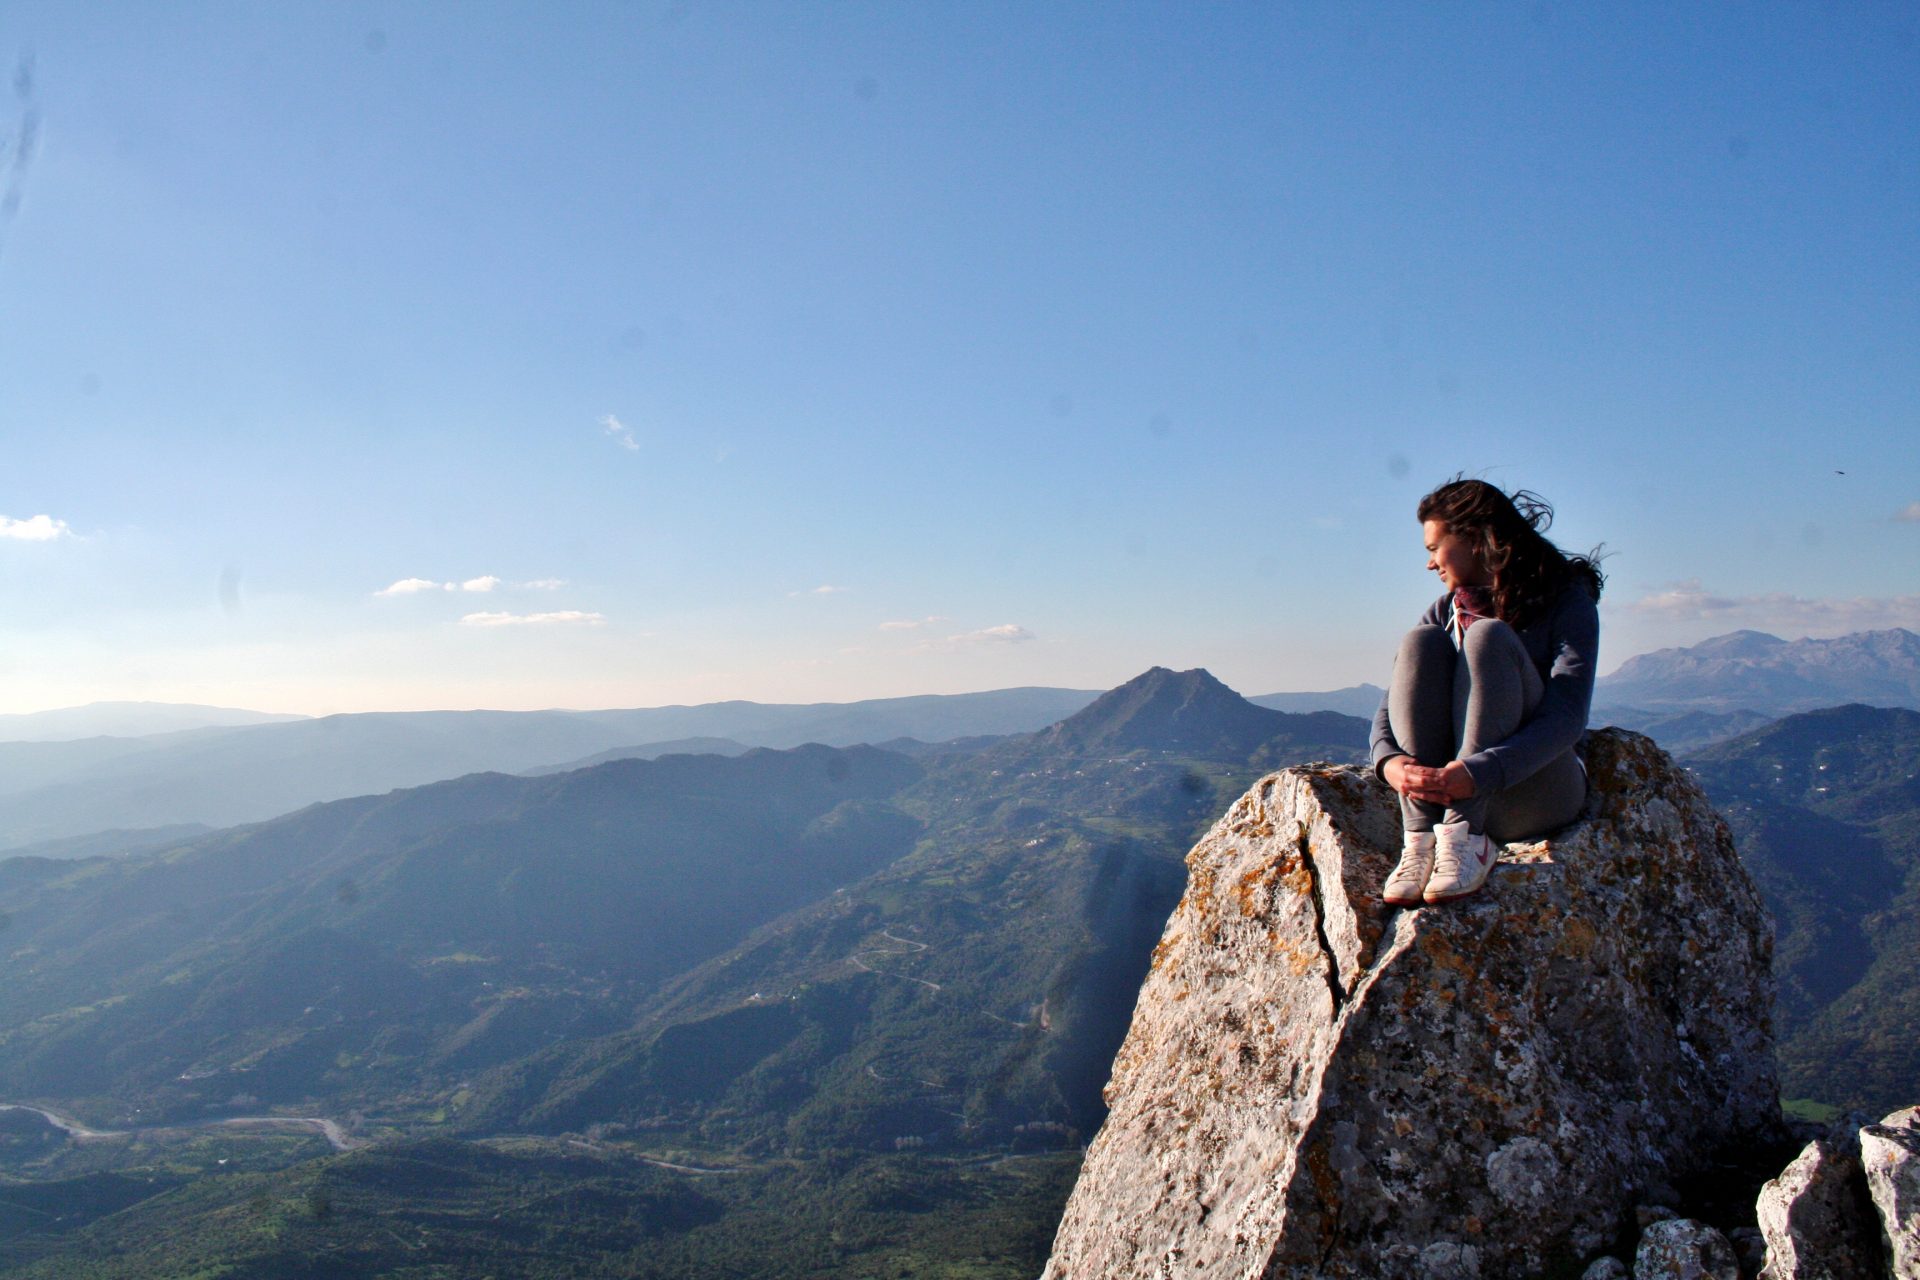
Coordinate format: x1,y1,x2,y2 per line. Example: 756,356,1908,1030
1039,730,1778,1279
1756,1132,1878,1280
1581,1258,1630,1280
1729,1226,1766,1277
1863,1106,1920,1279
1635,1218,1740,1280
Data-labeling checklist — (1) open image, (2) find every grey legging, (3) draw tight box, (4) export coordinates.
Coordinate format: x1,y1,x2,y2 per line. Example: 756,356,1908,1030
1387,622,1586,842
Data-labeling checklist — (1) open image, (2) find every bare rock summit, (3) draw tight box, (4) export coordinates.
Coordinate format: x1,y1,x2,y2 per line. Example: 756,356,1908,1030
1041,729,1779,1279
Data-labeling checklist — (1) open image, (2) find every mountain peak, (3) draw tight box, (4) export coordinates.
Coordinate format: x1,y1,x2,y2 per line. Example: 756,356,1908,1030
1691,629,1788,656
1044,667,1284,755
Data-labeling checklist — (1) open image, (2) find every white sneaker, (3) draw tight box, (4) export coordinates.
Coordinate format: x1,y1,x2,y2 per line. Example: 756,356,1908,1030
1423,821,1498,903
1382,831,1437,907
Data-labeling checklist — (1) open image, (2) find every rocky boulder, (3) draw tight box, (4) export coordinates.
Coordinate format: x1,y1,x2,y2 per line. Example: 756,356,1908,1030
1862,1107,1920,1278
1635,1219,1740,1280
1756,1129,1879,1280
1041,729,1779,1279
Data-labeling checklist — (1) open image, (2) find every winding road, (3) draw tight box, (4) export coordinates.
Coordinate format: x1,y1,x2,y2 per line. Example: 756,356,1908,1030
848,929,942,991
0,1103,364,1152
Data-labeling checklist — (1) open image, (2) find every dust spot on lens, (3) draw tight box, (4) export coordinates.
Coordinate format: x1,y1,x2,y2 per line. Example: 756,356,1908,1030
1388,454,1411,480
336,880,361,906
1148,412,1171,439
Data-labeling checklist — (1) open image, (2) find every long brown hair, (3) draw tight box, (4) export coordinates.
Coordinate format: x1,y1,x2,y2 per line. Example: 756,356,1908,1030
1418,478,1604,628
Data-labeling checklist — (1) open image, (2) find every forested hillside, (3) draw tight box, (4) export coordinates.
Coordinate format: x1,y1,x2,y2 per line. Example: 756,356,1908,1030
0,669,1368,1277
1685,704,1920,1114
0,675,1912,1276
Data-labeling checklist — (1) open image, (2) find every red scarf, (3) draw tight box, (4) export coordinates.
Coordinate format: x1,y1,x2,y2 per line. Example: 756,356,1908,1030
1453,586,1495,632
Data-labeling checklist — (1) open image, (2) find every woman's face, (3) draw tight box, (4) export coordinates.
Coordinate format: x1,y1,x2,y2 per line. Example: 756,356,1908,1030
1423,519,1490,590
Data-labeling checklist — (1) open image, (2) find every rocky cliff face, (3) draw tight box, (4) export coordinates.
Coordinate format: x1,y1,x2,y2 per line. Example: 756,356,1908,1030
1041,729,1780,1279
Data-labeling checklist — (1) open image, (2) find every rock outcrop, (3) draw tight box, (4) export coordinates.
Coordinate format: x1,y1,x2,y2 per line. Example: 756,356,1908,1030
1041,729,1779,1279
1756,1129,1879,1280
1862,1107,1920,1278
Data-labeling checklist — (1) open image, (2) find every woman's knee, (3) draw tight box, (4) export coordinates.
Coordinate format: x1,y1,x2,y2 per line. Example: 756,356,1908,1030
1460,620,1537,701
1460,618,1525,663
1398,624,1453,666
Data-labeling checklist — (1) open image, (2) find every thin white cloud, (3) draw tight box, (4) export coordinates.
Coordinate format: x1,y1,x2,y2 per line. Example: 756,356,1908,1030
1622,579,1920,632
376,575,510,597
0,514,70,542
789,584,850,598
375,577,445,597
880,615,949,631
955,623,1035,645
520,578,567,590
907,622,1038,653
1895,502,1920,523
601,414,638,452
459,610,608,627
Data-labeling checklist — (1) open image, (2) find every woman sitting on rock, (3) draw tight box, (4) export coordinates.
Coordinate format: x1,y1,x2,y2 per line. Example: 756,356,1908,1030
1373,477,1604,906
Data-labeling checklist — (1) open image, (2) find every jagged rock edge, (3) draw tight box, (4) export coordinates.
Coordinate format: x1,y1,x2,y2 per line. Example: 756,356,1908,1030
1239,771,1429,1268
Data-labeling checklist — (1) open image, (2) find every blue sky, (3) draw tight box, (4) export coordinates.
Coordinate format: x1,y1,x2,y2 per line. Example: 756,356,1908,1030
0,2,1915,714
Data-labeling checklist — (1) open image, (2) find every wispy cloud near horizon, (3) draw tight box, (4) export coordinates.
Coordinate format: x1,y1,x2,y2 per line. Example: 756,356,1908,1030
789,585,850,598
879,615,948,631
375,576,509,597
374,577,445,597
1895,502,1920,523
1622,579,1920,634
459,610,608,627
901,622,1038,653
957,623,1035,644
0,514,71,542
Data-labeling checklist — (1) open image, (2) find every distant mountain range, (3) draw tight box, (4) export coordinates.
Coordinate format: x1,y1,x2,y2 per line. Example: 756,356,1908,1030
1249,684,1386,719
0,665,1913,1276
521,737,754,775
0,701,307,742
0,668,1371,1278
0,689,1104,851
0,684,1382,854
0,668,1369,1150
484,668,1370,1146
1596,627,1920,716
6,627,1915,854
0,744,930,1109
